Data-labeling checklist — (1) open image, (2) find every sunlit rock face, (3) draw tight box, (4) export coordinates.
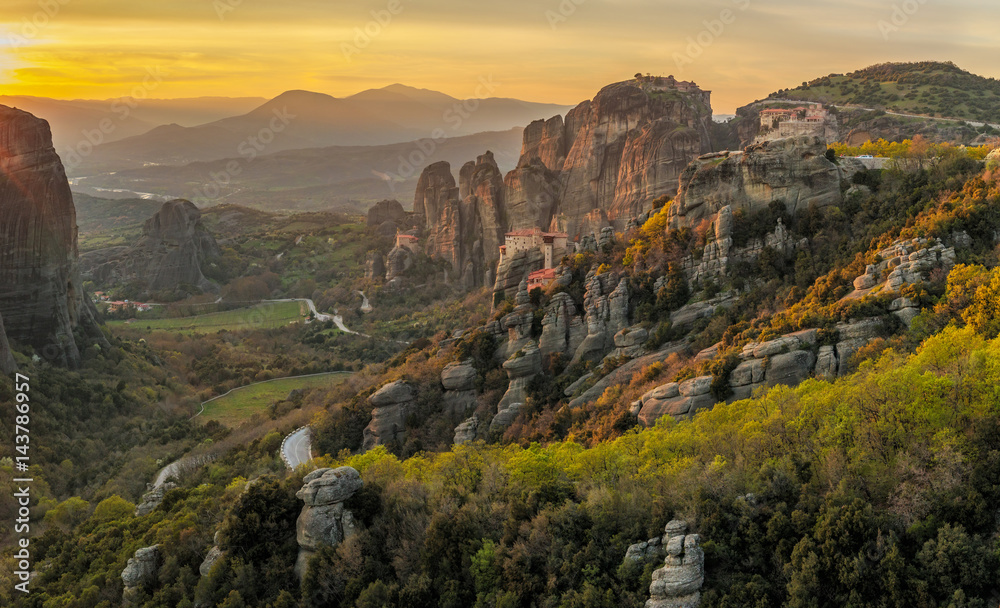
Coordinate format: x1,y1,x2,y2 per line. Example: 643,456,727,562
0,105,105,367
415,79,714,286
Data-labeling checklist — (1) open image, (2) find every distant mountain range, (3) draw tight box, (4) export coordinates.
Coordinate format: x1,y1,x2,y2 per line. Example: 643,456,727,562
59,84,574,175
72,128,527,214
0,95,268,150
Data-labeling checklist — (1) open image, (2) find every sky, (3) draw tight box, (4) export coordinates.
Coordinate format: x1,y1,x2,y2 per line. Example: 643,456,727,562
1,0,998,113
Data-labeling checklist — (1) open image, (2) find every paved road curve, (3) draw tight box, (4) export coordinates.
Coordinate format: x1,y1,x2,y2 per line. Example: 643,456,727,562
281,426,313,469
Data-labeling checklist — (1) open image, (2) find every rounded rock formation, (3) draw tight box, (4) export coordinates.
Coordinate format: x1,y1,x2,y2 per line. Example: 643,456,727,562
646,521,705,608
294,467,364,580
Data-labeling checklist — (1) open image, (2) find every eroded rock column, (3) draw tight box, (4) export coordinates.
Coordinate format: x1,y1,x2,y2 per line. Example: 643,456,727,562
294,466,363,580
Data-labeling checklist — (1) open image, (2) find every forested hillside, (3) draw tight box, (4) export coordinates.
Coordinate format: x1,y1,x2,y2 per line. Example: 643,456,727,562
772,61,1000,123
4,137,1000,608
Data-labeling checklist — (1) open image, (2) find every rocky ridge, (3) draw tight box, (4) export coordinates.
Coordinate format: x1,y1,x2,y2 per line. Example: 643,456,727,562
668,135,861,230
414,78,714,287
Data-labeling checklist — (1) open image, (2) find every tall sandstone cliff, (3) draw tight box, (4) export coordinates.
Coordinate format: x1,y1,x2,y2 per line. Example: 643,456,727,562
0,105,105,367
81,199,221,293
414,79,713,286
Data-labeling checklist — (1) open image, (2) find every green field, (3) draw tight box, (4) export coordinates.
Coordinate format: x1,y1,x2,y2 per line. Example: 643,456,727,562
199,372,351,427
107,301,306,333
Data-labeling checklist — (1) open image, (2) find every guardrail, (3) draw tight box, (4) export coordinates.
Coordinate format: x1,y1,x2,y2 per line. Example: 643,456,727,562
280,425,312,470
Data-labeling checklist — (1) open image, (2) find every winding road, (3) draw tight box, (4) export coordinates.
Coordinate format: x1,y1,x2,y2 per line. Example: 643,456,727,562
152,454,216,489
281,426,313,469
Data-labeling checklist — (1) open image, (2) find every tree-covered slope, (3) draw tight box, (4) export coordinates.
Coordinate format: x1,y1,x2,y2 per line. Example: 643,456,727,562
770,61,1000,123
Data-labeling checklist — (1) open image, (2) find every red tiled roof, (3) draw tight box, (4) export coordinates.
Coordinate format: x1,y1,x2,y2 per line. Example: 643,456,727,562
397,234,418,241
528,268,558,280
506,229,538,237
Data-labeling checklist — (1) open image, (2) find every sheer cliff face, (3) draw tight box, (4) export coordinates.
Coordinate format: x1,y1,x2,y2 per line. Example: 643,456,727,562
0,311,16,374
414,80,713,284
669,135,848,228
139,200,221,292
551,82,713,236
80,199,221,296
416,153,505,287
0,105,103,367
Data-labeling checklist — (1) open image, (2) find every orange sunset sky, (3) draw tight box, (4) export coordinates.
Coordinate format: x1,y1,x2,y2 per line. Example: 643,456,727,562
1,0,998,113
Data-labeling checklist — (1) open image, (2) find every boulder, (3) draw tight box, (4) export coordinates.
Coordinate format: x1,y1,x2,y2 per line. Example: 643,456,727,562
890,296,920,327
363,381,414,451
613,326,649,358
493,248,546,303
441,360,477,391
693,343,720,364
453,414,480,445
765,350,817,387
296,467,363,507
294,467,363,581
637,376,716,425
678,376,712,397
815,345,838,379
853,265,879,290
752,335,800,359
199,546,223,577
625,536,665,563
835,318,884,375
135,481,177,516
385,245,415,281
729,359,765,388
122,545,159,604
375,220,398,239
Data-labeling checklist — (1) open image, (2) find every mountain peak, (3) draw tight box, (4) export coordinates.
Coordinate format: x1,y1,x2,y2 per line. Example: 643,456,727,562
269,89,339,103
